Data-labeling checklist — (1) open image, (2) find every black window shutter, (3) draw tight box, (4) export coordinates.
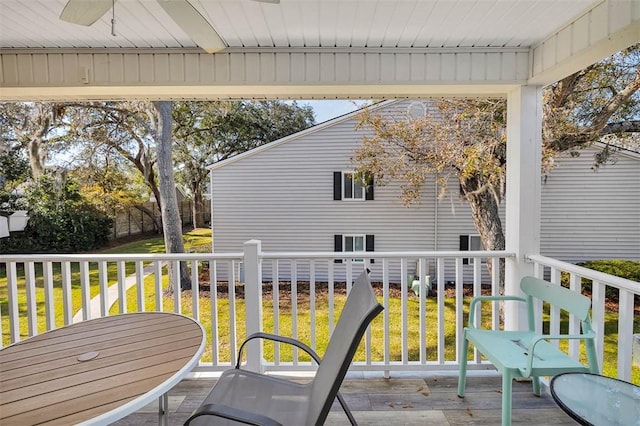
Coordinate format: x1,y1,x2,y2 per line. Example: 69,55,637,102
334,234,343,263
460,235,469,265
365,174,374,200
366,234,375,264
333,172,342,200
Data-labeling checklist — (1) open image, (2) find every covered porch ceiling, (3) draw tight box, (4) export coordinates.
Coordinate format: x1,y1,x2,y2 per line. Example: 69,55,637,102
0,0,638,100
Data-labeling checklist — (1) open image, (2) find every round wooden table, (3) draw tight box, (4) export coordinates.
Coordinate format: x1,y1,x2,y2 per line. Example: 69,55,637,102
0,312,205,425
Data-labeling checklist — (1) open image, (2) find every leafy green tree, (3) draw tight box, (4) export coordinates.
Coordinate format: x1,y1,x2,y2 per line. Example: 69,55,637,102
0,102,68,180
0,144,30,209
354,45,639,285
0,175,112,253
172,101,315,228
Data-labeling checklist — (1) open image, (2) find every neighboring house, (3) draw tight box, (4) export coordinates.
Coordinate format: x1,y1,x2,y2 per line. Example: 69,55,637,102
208,100,640,283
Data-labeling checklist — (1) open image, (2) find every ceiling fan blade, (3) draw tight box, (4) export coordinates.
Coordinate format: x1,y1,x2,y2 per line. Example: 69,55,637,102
60,0,114,26
156,0,226,53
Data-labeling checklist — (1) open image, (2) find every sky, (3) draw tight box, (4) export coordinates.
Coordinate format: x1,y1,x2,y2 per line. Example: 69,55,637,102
294,100,372,124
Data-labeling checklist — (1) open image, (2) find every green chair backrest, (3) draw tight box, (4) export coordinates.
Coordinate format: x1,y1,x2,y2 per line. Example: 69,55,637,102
520,276,592,321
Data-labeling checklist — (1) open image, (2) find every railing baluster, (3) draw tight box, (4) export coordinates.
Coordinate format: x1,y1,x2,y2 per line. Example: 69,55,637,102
310,261,316,354
273,260,280,365
210,259,219,366
437,258,445,364
191,260,199,321
473,259,482,363
229,260,237,367
61,261,72,324
98,261,109,317
617,289,634,381
291,260,298,365
25,261,37,336
419,257,427,365
549,268,561,347
43,261,55,330
591,280,605,372
532,262,543,334
491,257,500,331
455,258,464,363
135,260,144,313
173,260,181,314
154,261,163,312
400,258,408,365
7,262,19,343
568,273,581,358
117,260,126,314
80,261,90,320
328,260,335,335
382,259,390,377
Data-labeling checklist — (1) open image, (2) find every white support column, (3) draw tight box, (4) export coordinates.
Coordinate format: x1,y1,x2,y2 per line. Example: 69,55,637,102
505,85,542,331
243,239,264,372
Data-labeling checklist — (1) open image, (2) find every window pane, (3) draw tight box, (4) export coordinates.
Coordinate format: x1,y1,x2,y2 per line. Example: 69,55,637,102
354,178,364,199
354,236,364,251
345,236,354,251
470,236,482,251
344,173,353,199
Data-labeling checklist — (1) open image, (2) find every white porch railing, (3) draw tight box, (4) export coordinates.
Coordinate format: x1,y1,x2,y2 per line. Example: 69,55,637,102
527,254,639,382
1,243,637,382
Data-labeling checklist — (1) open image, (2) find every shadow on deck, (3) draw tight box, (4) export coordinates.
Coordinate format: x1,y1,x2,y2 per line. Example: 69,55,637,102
114,372,577,426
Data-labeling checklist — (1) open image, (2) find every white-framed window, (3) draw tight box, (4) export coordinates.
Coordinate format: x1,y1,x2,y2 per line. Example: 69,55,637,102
334,234,375,264
333,171,374,201
460,234,482,265
343,172,364,200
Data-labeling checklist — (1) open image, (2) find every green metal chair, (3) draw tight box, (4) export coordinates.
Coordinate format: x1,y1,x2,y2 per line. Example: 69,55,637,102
457,276,599,425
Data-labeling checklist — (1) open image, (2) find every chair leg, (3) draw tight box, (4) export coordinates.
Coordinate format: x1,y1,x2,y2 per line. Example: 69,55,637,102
457,332,469,398
501,373,513,426
336,391,357,425
531,375,541,396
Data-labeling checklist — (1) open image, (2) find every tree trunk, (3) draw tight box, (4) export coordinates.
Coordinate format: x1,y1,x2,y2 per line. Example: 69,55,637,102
27,138,46,180
153,101,191,293
191,185,206,229
460,175,506,291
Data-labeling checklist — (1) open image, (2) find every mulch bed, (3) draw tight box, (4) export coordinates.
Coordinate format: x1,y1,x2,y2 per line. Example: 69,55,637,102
188,273,637,314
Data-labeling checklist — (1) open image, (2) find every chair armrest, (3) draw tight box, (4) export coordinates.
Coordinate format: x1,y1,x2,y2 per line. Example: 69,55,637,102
236,332,321,369
519,331,597,377
183,403,283,426
468,296,526,329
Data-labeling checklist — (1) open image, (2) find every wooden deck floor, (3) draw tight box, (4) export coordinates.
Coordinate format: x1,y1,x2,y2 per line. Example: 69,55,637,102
114,372,578,426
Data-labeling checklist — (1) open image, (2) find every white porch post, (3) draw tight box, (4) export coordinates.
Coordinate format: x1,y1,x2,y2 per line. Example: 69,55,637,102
505,85,542,331
243,239,264,372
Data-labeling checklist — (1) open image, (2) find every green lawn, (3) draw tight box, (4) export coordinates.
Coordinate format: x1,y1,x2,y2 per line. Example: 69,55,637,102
2,229,638,384
0,229,212,341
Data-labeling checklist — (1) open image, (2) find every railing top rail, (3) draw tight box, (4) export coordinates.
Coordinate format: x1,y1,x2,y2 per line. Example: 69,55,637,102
260,250,514,260
527,254,639,294
0,253,243,262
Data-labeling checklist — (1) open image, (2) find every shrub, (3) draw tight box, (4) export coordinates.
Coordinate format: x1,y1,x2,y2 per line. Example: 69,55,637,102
0,175,112,253
578,259,640,282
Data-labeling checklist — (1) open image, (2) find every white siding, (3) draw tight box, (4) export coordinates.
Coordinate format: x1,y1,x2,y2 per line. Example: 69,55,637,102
211,100,639,282
540,147,640,263
211,101,437,282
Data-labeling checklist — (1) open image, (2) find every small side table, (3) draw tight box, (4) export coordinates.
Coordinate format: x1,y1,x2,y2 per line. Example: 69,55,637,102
550,372,640,426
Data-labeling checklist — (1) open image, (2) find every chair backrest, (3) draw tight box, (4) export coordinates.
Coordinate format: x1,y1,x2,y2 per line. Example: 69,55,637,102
520,276,592,321
306,270,383,425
